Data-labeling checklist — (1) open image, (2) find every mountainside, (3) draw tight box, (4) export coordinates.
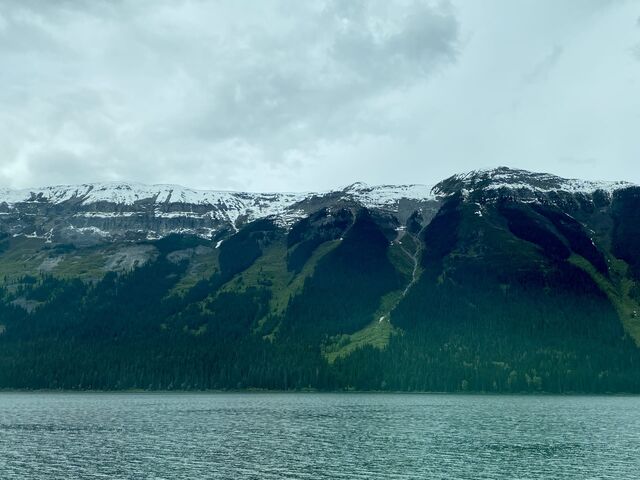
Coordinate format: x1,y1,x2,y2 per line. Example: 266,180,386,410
1,167,640,392
0,181,438,244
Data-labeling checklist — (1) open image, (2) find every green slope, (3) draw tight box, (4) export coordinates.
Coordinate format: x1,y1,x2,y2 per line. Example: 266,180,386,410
2,192,640,392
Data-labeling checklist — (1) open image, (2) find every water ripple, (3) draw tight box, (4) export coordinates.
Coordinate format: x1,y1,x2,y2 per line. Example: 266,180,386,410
0,393,639,479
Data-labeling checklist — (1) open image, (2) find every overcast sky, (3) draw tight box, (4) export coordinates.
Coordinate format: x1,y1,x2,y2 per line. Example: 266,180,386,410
0,0,639,191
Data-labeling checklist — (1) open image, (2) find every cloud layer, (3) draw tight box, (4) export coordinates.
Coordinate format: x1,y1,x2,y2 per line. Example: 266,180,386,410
0,0,639,191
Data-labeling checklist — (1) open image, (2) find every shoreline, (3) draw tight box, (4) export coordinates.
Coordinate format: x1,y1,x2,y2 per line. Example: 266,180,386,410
1,389,639,396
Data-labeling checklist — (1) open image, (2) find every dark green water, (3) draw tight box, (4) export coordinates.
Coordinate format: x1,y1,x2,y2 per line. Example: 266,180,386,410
1,393,639,479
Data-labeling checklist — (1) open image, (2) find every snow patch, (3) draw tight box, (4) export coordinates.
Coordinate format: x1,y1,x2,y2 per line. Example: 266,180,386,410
341,183,437,208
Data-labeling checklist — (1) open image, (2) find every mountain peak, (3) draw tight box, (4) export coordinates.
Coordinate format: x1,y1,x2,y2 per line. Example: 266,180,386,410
433,166,633,197
343,182,370,191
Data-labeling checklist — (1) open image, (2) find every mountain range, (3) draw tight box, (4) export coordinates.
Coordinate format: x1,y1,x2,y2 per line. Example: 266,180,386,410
1,166,639,392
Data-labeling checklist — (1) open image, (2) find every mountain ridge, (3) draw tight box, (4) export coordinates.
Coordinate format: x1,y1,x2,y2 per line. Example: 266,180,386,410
0,167,635,244
2,166,640,392
1,166,634,207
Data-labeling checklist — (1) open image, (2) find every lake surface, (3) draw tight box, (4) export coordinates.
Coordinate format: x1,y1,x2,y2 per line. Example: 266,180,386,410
1,393,639,479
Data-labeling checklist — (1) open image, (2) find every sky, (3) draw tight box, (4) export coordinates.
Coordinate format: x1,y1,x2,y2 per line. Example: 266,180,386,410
0,0,639,192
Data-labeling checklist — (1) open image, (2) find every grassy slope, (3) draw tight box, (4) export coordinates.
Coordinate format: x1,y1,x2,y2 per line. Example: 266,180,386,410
0,237,50,281
324,240,414,363
214,239,342,336
569,254,640,345
169,248,220,296
0,237,109,283
0,235,219,292
209,229,415,357
456,202,640,345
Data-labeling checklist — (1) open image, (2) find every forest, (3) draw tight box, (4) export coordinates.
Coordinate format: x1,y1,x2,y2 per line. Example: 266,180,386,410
2,200,640,393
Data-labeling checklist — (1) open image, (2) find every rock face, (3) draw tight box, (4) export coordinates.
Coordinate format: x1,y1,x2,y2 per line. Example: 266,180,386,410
0,181,441,245
434,167,632,195
432,166,635,211
0,167,635,246
0,182,311,244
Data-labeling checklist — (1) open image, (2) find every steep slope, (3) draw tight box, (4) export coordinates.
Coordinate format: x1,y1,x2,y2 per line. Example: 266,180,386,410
333,194,639,392
1,167,639,392
0,181,439,245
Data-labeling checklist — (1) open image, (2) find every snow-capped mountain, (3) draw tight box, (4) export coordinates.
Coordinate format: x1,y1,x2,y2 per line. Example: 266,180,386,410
0,182,310,224
0,181,438,209
3,168,640,395
0,180,439,244
0,167,635,244
433,167,633,199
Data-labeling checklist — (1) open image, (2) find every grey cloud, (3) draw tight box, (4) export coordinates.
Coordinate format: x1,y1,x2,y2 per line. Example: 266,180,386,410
635,16,640,60
0,0,459,189
558,156,597,166
523,45,564,84
1,0,639,191
189,1,459,144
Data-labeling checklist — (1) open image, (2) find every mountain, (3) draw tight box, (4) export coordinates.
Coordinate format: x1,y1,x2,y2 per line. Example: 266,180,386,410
1,167,639,392
0,181,437,244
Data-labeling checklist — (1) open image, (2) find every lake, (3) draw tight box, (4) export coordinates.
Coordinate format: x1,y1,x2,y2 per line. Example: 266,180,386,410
1,393,639,479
